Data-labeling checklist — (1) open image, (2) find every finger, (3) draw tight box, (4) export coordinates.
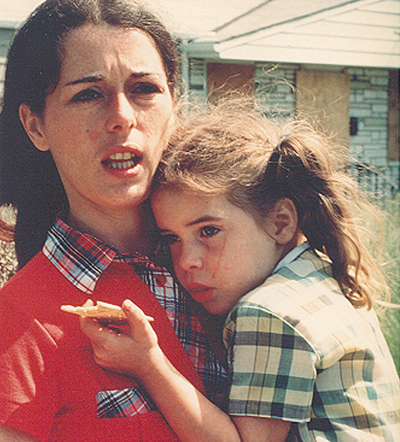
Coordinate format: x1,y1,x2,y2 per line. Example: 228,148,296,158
82,298,94,308
80,315,117,342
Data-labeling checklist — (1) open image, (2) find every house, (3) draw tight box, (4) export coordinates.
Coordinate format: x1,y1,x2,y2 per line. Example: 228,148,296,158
1,0,399,192
153,0,400,193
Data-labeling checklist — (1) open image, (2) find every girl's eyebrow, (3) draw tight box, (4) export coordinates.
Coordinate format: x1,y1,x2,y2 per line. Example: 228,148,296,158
157,216,222,233
187,215,222,227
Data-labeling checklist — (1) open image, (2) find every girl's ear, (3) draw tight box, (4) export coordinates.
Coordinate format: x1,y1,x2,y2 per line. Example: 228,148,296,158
265,198,298,245
19,103,50,152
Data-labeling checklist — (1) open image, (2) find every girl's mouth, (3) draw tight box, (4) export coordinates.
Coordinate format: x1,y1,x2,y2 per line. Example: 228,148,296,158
102,152,142,170
186,284,215,304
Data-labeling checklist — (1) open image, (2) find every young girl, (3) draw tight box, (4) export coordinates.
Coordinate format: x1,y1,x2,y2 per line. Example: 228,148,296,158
82,101,400,442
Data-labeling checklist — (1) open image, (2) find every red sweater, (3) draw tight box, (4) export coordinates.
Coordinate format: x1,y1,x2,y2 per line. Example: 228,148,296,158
0,252,205,441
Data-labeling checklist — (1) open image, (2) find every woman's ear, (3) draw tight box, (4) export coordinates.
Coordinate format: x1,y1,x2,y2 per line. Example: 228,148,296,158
19,103,50,152
265,198,298,245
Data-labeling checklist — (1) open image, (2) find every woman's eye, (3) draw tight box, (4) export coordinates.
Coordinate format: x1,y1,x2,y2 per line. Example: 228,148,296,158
71,89,102,103
200,226,220,238
132,82,161,96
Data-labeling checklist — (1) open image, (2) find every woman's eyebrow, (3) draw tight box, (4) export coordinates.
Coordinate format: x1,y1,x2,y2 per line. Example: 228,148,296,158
65,71,159,87
65,75,104,86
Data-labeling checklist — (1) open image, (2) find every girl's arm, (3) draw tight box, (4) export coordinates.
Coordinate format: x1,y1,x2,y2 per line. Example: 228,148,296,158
81,300,290,442
233,416,291,442
0,426,40,442
81,299,240,442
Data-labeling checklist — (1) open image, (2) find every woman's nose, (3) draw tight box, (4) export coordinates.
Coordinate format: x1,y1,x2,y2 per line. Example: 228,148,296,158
107,93,137,132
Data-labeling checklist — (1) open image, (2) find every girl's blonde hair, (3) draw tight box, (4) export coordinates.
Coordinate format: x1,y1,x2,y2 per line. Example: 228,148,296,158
155,98,388,309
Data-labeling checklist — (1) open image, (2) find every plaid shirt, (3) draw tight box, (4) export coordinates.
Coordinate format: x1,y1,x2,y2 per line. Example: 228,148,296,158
44,218,227,418
224,246,400,441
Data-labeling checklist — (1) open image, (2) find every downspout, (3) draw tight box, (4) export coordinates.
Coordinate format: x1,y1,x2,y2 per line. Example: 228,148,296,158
178,38,190,110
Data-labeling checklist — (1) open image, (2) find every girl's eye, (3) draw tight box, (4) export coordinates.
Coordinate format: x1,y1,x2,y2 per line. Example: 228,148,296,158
71,89,102,103
132,82,161,96
200,226,220,238
161,234,180,246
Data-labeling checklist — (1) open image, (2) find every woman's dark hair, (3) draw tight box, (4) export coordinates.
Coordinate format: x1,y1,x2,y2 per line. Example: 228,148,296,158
0,0,180,268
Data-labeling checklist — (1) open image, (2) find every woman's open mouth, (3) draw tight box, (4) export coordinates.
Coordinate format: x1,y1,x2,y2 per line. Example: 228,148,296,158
102,152,142,170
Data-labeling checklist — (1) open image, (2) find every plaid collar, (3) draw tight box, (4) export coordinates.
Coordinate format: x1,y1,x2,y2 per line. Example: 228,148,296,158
43,218,158,294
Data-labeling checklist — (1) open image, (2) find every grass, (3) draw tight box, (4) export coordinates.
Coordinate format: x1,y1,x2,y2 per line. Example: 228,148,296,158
0,206,17,286
0,239,16,286
372,193,400,373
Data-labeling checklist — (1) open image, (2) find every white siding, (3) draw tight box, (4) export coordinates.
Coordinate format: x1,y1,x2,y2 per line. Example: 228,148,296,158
187,58,208,104
188,60,398,190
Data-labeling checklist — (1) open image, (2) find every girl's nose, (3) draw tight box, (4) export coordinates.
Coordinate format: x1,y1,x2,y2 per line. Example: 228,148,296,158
178,243,204,272
107,93,137,133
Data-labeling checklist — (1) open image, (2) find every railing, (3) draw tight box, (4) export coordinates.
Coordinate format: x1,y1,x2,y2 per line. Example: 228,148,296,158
348,160,399,199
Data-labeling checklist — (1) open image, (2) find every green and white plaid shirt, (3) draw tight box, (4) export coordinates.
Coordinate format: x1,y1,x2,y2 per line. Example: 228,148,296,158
224,245,400,441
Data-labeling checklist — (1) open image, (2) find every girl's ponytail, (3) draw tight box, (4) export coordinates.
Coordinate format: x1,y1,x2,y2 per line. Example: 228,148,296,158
263,130,383,308
157,98,387,309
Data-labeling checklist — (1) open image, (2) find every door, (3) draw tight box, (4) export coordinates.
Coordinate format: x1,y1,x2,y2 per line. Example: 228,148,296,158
207,62,254,104
295,69,350,153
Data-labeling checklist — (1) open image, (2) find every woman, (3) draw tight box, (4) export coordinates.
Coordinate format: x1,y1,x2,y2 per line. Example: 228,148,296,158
0,1,227,441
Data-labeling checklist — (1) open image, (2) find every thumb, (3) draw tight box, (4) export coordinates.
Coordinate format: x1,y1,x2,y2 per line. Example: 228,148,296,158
121,300,155,340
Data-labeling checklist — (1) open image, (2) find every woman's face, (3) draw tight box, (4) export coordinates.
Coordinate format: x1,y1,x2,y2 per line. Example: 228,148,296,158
25,24,174,218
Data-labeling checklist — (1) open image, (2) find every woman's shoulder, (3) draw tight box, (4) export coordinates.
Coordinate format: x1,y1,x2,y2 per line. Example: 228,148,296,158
1,251,51,291
0,251,68,318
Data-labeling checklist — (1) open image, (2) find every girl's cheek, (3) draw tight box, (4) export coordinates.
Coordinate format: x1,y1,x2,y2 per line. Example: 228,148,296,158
209,239,227,278
170,250,182,272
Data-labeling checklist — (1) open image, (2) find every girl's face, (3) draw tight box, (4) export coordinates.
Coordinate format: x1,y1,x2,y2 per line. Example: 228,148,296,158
25,25,174,219
152,189,284,315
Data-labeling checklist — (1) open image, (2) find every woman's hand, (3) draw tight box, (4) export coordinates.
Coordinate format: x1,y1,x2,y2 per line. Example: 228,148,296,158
80,299,162,379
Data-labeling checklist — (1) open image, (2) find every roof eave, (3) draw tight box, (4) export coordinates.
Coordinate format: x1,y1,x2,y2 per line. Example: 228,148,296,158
217,47,400,69
183,40,400,69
